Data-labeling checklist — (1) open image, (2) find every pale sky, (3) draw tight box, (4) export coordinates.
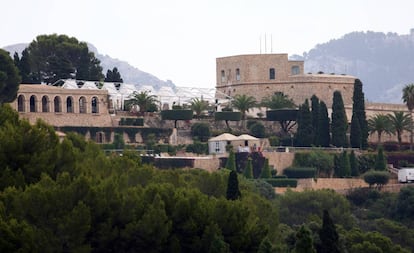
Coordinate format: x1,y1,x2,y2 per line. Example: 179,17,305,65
1,0,413,88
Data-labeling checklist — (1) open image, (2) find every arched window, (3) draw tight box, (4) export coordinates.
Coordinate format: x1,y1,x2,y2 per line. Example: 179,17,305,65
42,96,49,112
66,97,73,113
91,96,99,113
221,70,225,82
30,95,37,112
269,68,275,80
236,68,240,81
17,95,25,112
291,66,300,75
96,132,104,143
54,96,62,113
79,97,87,113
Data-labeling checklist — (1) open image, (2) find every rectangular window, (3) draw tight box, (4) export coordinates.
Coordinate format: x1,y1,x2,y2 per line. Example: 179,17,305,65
291,66,300,75
221,70,225,82
236,68,240,81
269,68,275,79
215,142,220,152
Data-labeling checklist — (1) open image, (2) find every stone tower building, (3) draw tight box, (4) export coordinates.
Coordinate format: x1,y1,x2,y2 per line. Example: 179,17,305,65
216,54,356,107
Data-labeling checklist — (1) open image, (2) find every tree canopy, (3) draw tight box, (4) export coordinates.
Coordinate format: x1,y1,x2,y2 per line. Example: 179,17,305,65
21,34,104,84
104,67,123,83
0,49,21,105
331,91,348,148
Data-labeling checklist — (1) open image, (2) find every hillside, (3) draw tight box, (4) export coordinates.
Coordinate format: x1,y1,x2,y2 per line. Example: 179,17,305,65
3,43,175,90
292,29,414,103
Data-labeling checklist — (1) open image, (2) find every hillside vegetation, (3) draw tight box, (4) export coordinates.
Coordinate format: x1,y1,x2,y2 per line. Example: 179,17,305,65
0,104,414,252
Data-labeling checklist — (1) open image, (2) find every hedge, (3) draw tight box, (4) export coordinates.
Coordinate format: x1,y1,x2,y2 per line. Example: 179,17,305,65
283,167,317,178
161,110,193,120
154,158,195,169
265,178,298,187
214,111,242,121
119,117,144,126
266,109,298,121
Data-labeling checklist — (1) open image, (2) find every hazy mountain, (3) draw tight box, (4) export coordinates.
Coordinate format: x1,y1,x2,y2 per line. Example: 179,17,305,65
291,29,414,103
3,43,175,90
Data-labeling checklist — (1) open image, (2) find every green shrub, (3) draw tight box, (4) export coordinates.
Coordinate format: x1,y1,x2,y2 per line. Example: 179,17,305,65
246,120,257,130
268,136,279,146
283,167,317,178
293,151,334,176
249,123,266,138
185,141,208,154
265,178,298,187
363,170,390,188
191,122,211,142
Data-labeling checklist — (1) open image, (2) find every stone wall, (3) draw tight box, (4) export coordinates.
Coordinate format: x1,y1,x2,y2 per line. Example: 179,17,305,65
275,178,369,194
262,151,295,175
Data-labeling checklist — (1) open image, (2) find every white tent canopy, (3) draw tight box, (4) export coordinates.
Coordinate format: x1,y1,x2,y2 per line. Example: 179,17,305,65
55,79,218,111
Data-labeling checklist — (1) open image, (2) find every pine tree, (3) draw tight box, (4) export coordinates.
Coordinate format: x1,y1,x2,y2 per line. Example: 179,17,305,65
225,150,236,171
295,99,314,147
317,101,330,147
319,210,340,253
226,170,241,200
349,150,359,176
294,225,316,253
352,79,369,149
374,146,387,171
244,158,253,179
331,91,348,148
350,113,362,148
311,95,320,144
260,158,271,178
0,49,21,105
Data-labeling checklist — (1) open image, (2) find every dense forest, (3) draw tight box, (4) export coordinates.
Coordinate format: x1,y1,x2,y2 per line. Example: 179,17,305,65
0,104,414,252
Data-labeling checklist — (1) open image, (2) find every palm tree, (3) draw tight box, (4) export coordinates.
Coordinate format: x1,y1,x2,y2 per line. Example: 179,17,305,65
128,91,158,114
190,98,208,118
368,114,392,144
231,94,257,128
261,92,296,109
388,111,412,148
402,83,414,150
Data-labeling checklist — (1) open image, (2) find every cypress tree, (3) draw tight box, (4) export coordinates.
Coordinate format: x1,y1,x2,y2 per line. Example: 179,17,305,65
349,150,359,176
295,99,314,146
343,151,351,177
260,159,271,178
350,113,361,148
244,158,253,179
319,210,340,253
331,91,348,148
225,150,236,171
374,146,387,171
311,95,320,144
317,101,330,147
352,79,369,149
226,170,241,200
336,151,351,177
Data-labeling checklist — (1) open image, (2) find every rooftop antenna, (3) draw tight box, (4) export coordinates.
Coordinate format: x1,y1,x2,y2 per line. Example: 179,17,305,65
260,35,262,54
271,34,273,53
